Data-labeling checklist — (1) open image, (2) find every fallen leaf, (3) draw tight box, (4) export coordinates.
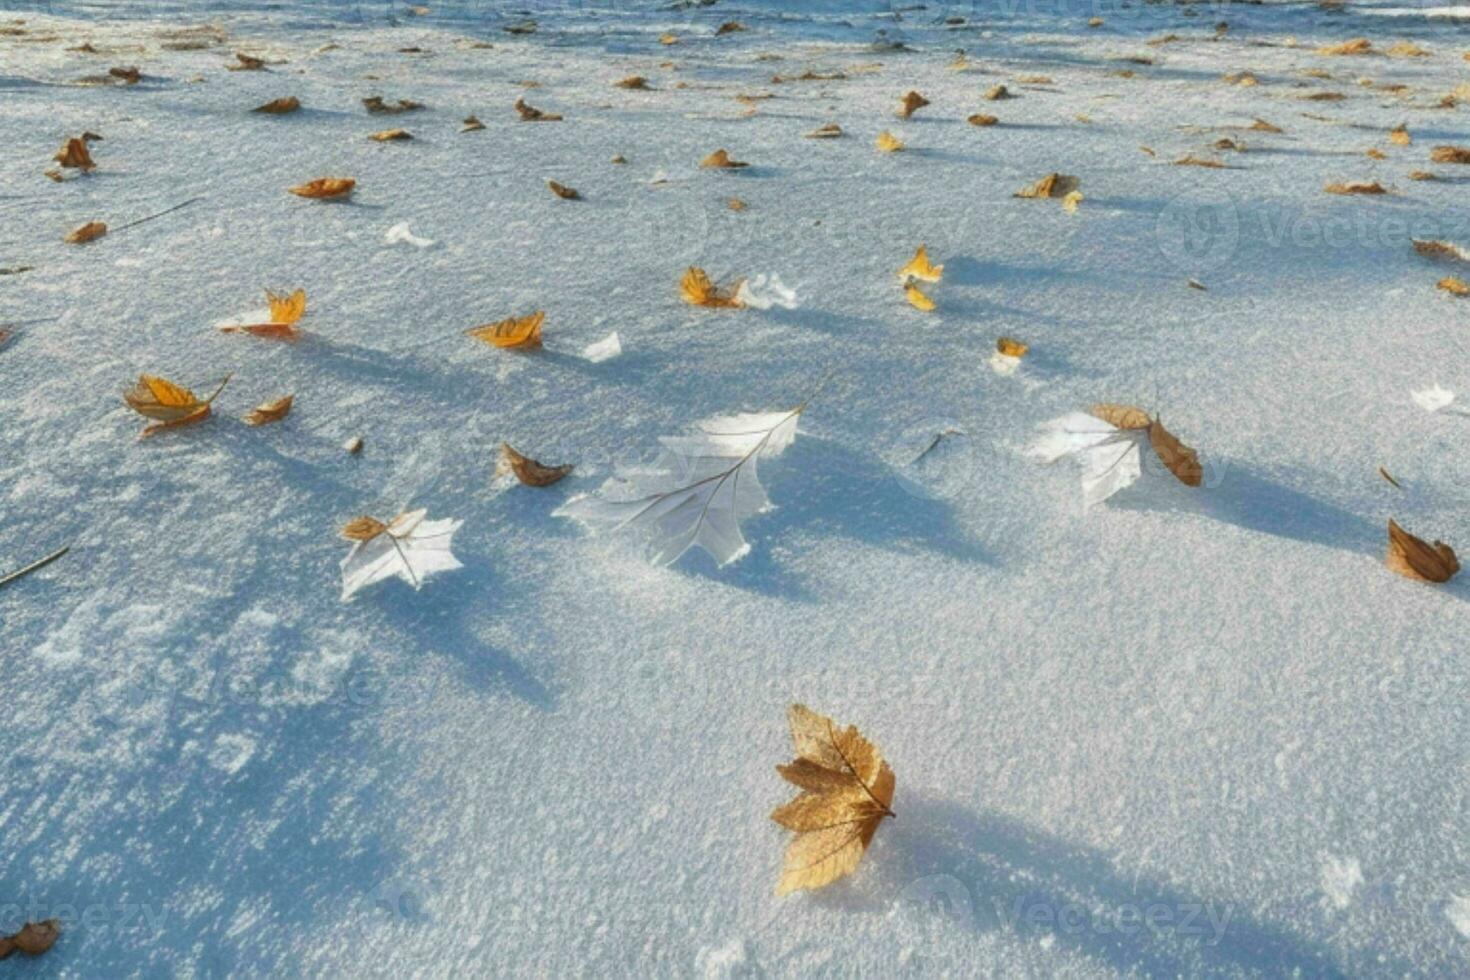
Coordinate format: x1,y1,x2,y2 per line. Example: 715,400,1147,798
1389,124,1411,145
875,130,904,152
805,122,843,138
460,114,485,132
1365,147,1387,160
728,197,746,211
610,154,626,164
1250,118,1283,133
369,128,412,141
659,32,677,45
340,509,463,601
0,920,60,961
897,245,943,283
1014,173,1080,199
681,267,744,308
1062,189,1084,213
290,177,355,199
229,51,265,71
1324,180,1386,195
997,337,1028,357
1317,38,1372,56
1139,145,1157,156
499,442,573,486
771,704,895,896
363,95,423,114
64,220,107,244
1430,145,1470,164
615,75,650,90
253,95,300,114
905,282,935,311
1379,466,1403,489
1409,170,1437,181
1386,519,1459,583
1385,40,1429,58
1413,239,1470,262
1439,277,1469,296
514,96,562,121
984,84,1011,100
701,148,748,169
1188,279,1207,291
1175,155,1228,168
467,310,544,348
123,373,230,438
547,179,580,199
1089,404,1202,486
219,288,307,340
244,394,293,426
53,137,95,171
109,65,141,84
897,90,929,118
344,436,364,455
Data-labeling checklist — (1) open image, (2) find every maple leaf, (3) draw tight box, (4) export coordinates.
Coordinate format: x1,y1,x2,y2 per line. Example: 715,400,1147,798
340,509,464,601
54,137,96,171
681,267,745,308
555,404,805,566
219,289,307,340
904,283,935,311
498,443,573,486
1031,405,1201,508
897,245,943,283
123,373,231,438
466,310,544,349
290,177,355,200
1386,520,1459,583
771,704,895,896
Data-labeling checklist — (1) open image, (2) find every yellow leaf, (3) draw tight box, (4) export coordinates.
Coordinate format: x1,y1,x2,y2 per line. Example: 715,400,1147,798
967,113,998,127
904,282,935,311
996,337,1028,357
1438,276,1469,296
875,130,904,152
467,310,545,349
64,221,107,244
1324,180,1387,195
368,128,412,141
772,704,895,896
1389,124,1411,145
897,245,942,283
123,373,230,437
290,177,355,199
680,267,744,308
1062,189,1084,213
1386,519,1459,583
244,395,293,426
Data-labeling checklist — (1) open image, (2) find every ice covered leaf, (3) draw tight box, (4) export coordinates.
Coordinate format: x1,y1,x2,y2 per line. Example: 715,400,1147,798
339,509,463,601
123,373,230,438
385,223,435,248
701,148,748,169
897,90,929,118
498,442,573,487
64,221,107,244
681,267,744,308
467,310,544,349
1411,384,1455,412
897,245,942,283
290,177,355,200
0,920,60,960
875,130,904,152
772,704,895,896
1386,519,1459,583
244,395,293,426
904,283,935,311
1031,411,1146,509
1413,239,1470,263
219,289,306,340
581,332,621,362
554,404,804,566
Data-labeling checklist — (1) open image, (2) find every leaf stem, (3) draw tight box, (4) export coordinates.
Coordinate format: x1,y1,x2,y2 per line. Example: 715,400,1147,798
0,545,70,590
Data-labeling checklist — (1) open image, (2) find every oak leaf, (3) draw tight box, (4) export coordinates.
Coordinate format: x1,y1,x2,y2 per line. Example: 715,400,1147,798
771,704,895,896
897,245,942,283
1386,519,1459,583
681,267,744,308
290,177,355,199
64,220,107,244
499,443,573,486
123,373,230,437
0,920,60,960
253,96,300,114
466,310,544,348
244,395,293,426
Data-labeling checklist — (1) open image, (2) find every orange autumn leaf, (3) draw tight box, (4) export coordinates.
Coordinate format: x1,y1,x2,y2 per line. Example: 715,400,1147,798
897,245,942,283
1015,173,1080,199
904,282,935,311
54,137,96,171
499,442,574,486
123,373,231,438
467,310,545,349
1089,403,1203,486
997,337,1029,357
1439,276,1469,296
0,920,60,961
701,148,748,169
290,177,355,199
680,267,744,308
340,516,388,541
1386,519,1459,583
253,96,301,114
967,113,999,126
64,221,107,244
514,97,562,121
1324,180,1387,195
875,130,904,152
368,128,412,141
220,289,306,340
244,395,293,426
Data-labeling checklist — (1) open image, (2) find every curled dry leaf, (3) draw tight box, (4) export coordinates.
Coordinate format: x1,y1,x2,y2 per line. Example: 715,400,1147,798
805,122,843,139
1389,124,1411,145
771,704,895,896
1062,189,1084,213
897,245,942,283
290,177,355,199
54,137,96,171
460,115,485,132
1386,519,1459,583
984,84,1011,100
1324,180,1387,195
1014,173,1080,199
875,130,904,152
369,128,412,141
897,90,929,118
1438,277,1469,296
1317,38,1372,56
499,442,573,486
220,289,307,340
0,920,60,960
1430,145,1470,164
997,337,1028,357
904,282,935,311
615,75,649,89
701,148,748,169
1175,155,1227,168
363,95,423,114
547,179,580,199
123,373,230,438
244,395,293,426
109,65,141,84
1413,239,1470,263
466,310,545,348
967,113,998,126
253,96,300,114
681,267,744,308
64,221,107,244
716,20,745,35
1250,118,1283,133
1090,403,1203,486
341,516,387,541
514,97,561,121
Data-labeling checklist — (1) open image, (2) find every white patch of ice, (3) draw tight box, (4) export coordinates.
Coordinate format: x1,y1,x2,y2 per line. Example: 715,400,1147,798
1411,384,1455,413
581,331,622,362
1321,855,1364,910
385,222,436,248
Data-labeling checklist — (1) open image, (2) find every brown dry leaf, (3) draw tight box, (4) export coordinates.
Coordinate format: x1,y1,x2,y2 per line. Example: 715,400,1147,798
220,288,307,340
1089,404,1202,486
0,329,10,349
467,310,545,348
1175,155,1228,168
1379,466,1403,489
1016,74,1052,84
875,130,904,152
1386,519,1459,583
1214,138,1244,152
369,128,412,141
64,220,107,244
123,373,229,438
0,920,60,961
340,516,388,541
253,95,300,114
610,154,627,164
1188,278,1207,291
701,148,748,169
897,90,929,119
897,245,943,283
1324,180,1387,195
984,84,1011,100
1389,124,1411,145
615,75,649,89
54,137,96,171
904,282,935,312
1413,240,1470,262
499,442,573,486
805,122,843,138
681,267,744,308
1014,173,1080,199
1385,40,1429,58
290,177,355,199
1409,170,1437,181
244,395,293,426
1438,277,1469,296
1250,118,1283,133
460,114,485,132
1366,147,1387,160
968,113,999,127
344,436,364,455
1139,145,1157,157
109,65,141,84
728,197,746,211
547,179,580,200
715,20,745,35
1317,38,1372,56
514,97,562,121
363,95,423,114
771,704,895,896
996,337,1028,357
229,51,265,71
1430,145,1470,164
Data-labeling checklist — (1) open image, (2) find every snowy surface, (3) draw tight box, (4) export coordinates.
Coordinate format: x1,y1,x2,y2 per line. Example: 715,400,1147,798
1,0,1468,975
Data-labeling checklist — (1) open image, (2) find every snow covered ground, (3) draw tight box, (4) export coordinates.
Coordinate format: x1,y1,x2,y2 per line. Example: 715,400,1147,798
2,0,1468,975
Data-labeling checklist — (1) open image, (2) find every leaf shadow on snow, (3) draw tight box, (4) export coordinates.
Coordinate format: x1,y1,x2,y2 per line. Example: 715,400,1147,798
832,797,1386,977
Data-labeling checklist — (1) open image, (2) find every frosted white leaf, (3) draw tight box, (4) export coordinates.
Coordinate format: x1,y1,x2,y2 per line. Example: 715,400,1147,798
555,407,802,566
385,222,435,248
1411,383,1455,413
1031,412,1145,509
340,509,463,602
734,274,799,310
582,331,622,362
